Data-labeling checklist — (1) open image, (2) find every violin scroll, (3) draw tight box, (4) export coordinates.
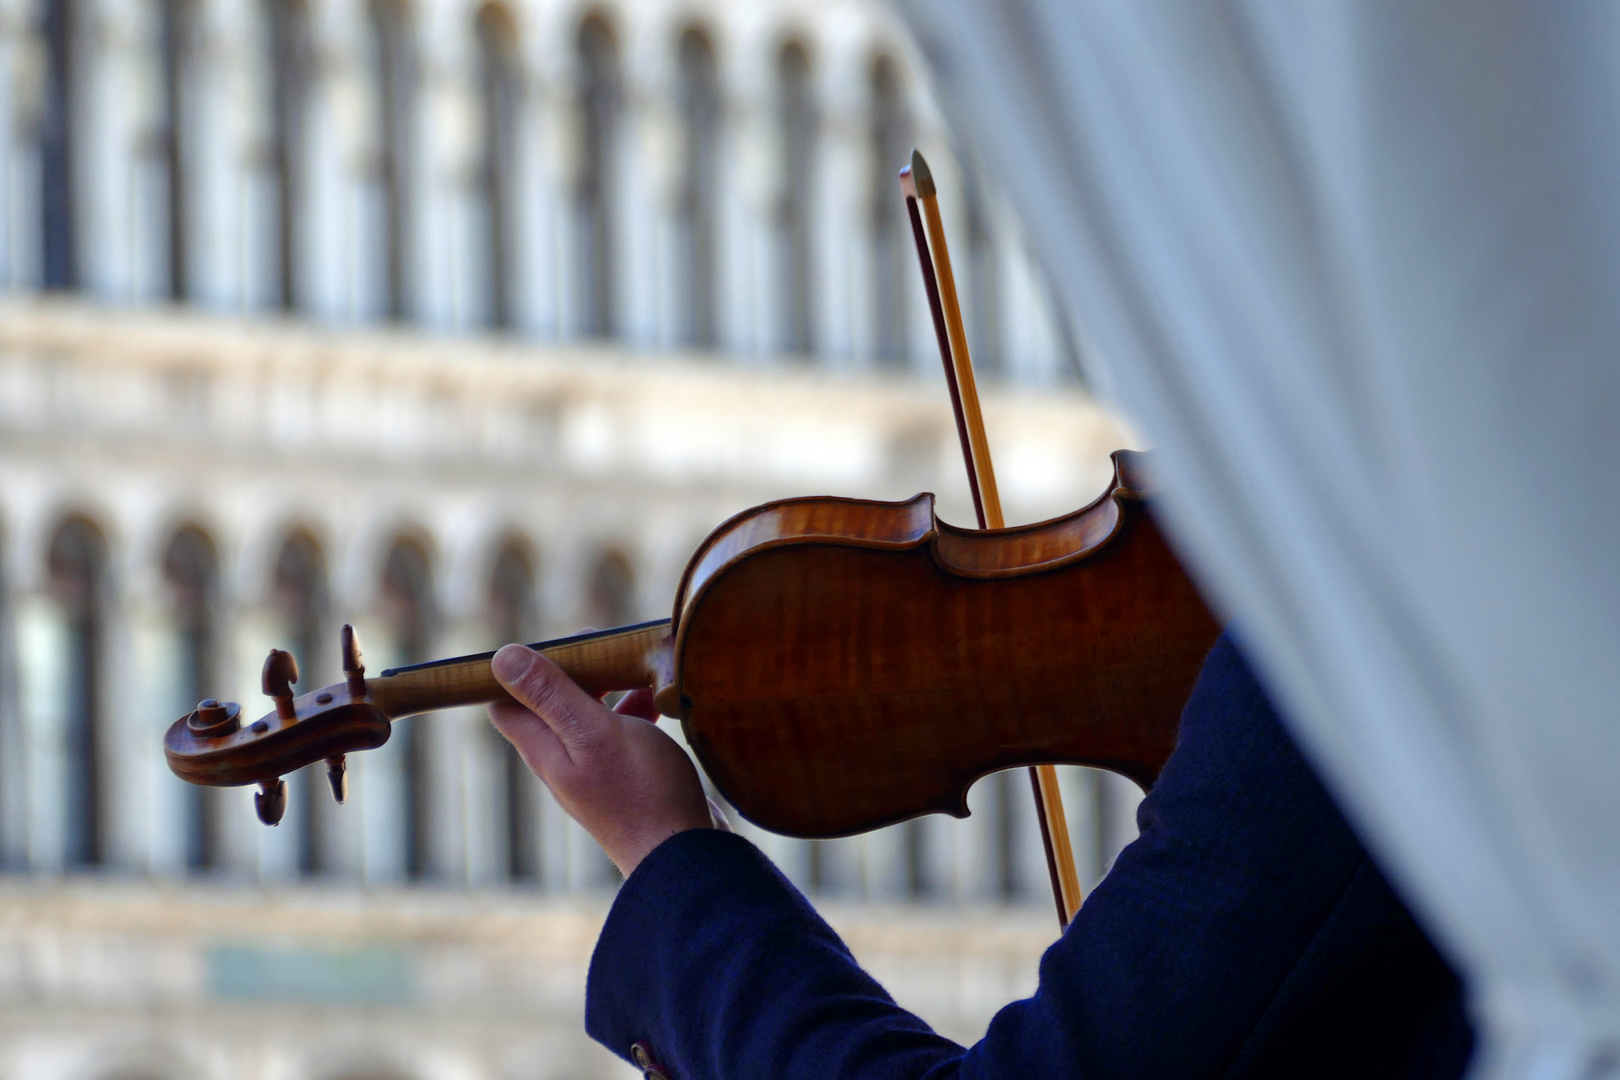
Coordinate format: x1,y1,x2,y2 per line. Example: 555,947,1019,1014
164,620,676,825
165,625,393,803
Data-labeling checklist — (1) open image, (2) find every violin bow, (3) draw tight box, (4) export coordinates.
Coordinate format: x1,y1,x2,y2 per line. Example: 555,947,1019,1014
901,150,1084,929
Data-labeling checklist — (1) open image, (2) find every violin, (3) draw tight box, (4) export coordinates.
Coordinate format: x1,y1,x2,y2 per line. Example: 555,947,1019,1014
165,448,1219,837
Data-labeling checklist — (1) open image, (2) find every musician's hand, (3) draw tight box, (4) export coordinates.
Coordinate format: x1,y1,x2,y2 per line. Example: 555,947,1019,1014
487,643,714,877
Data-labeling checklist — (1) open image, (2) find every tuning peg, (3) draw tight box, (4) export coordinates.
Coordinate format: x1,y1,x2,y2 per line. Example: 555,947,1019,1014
325,755,348,803
262,649,299,720
341,624,367,697
255,777,288,826
186,698,240,737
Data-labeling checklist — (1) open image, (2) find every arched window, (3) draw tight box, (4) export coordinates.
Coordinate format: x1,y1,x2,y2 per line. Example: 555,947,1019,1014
475,4,519,329
380,535,434,878
963,167,1000,377
164,525,220,870
868,54,910,366
271,530,328,873
487,540,538,881
39,0,78,289
47,516,107,867
0,522,13,864
369,0,416,321
775,41,815,357
676,26,720,349
574,14,620,338
584,550,634,629
159,0,200,300
265,0,311,311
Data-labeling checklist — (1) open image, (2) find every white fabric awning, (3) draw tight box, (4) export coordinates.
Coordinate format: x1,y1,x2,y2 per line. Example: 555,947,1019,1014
890,3,1620,1075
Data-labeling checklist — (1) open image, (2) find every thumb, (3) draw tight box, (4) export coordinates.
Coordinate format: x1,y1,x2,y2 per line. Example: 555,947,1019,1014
491,644,611,758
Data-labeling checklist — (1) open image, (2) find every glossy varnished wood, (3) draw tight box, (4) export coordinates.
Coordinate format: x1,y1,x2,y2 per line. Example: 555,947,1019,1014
371,620,673,716
669,450,1219,837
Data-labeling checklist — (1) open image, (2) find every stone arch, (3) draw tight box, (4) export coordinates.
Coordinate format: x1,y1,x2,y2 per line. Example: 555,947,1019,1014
583,547,635,628
368,0,418,321
270,526,330,682
157,0,204,300
264,0,314,310
270,525,333,875
46,513,110,867
378,529,436,879
573,9,621,338
161,524,219,689
774,36,816,357
867,50,911,367
38,0,81,288
378,529,436,663
485,531,538,643
475,0,521,329
675,21,721,349
160,522,223,870
483,531,539,882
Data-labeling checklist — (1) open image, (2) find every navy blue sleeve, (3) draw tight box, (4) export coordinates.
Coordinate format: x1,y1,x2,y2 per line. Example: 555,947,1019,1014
585,633,1467,1079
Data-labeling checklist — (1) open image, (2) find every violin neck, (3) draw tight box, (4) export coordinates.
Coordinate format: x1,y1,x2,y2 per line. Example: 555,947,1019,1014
368,619,676,720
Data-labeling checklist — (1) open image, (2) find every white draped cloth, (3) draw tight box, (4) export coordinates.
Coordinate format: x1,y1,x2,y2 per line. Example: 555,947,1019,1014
890,3,1620,1076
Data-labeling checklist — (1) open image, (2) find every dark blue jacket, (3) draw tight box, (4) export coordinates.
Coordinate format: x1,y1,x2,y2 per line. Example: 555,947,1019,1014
585,633,1473,1078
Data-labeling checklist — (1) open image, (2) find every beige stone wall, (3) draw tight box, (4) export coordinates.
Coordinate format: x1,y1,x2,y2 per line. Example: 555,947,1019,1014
0,0,1152,1067
0,300,1143,896
0,880,1054,1080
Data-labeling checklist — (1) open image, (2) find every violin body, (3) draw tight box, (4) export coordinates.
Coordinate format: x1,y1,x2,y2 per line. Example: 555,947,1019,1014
165,449,1219,838
670,449,1219,836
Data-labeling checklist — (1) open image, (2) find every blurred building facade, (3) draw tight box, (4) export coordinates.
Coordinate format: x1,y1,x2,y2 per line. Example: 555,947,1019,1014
0,0,1143,1077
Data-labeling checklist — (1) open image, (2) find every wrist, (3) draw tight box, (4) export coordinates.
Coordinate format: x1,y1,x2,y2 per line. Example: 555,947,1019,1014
616,822,713,879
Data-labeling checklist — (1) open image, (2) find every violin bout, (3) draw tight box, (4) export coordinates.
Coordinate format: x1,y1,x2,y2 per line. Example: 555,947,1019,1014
669,449,1220,837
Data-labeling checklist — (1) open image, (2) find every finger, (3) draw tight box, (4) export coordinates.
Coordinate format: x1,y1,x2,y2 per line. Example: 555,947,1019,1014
491,645,611,758
612,688,660,722
488,701,571,782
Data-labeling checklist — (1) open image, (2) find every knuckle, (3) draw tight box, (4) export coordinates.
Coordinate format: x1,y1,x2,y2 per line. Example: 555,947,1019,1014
514,662,602,746
512,659,565,710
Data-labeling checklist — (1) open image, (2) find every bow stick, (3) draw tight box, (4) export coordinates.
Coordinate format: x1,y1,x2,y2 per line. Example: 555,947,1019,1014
901,150,1084,929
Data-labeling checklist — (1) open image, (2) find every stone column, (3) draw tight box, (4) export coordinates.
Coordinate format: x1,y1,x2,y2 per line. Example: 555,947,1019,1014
126,575,186,877
0,529,24,867
14,588,68,872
